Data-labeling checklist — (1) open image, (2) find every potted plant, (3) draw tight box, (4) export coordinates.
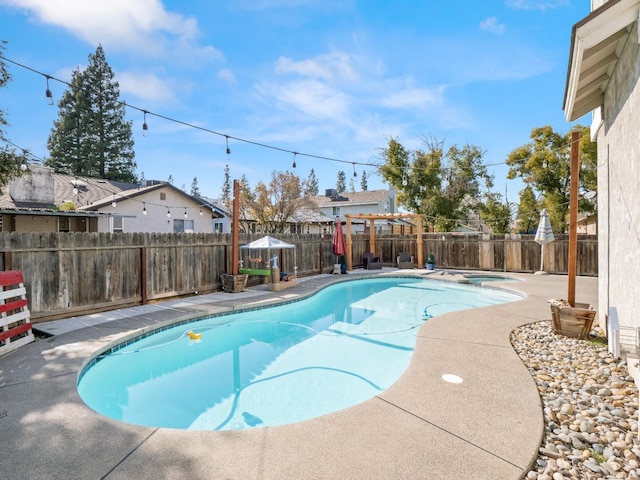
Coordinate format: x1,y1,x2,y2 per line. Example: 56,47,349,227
426,252,435,270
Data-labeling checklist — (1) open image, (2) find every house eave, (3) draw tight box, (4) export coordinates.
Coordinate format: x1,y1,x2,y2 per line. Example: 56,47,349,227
563,0,639,122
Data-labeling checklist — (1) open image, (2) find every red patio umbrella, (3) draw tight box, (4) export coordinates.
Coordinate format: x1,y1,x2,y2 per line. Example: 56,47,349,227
332,216,345,256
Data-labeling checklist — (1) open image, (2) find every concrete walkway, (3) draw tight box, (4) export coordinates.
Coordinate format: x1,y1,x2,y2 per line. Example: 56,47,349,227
0,270,598,480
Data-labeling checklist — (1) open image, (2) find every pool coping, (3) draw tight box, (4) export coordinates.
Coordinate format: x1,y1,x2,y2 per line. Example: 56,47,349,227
0,269,599,480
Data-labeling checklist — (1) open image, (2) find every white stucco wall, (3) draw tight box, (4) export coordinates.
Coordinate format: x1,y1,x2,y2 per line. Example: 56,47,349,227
94,187,215,233
595,20,640,331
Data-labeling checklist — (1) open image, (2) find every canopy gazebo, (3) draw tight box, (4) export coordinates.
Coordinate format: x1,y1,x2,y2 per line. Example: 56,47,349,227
344,213,423,270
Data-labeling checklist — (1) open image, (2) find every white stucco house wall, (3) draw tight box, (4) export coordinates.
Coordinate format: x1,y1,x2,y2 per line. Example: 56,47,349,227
80,183,222,233
563,0,640,358
309,189,398,234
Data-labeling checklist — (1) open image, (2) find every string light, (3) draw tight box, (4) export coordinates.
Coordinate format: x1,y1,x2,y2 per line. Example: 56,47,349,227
143,202,147,215
292,152,297,169
225,135,231,155
167,208,171,218
352,163,357,177
142,110,148,132
111,195,117,208
199,207,203,216
184,208,188,218
45,75,53,105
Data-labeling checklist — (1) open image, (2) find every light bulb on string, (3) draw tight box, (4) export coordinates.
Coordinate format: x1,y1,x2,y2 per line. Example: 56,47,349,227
45,75,53,105
184,208,188,218
352,163,357,177
142,110,148,136
199,208,203,216
225,136,231,155
167,208,171,218
112,195,117,208
143,202,147,215
292,152,297,169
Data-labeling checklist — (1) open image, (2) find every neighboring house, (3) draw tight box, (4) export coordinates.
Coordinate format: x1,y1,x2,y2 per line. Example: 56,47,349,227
0,164,132,233
563,0,639,353
309,189,397,233
79,183,222,233
0,164,222,233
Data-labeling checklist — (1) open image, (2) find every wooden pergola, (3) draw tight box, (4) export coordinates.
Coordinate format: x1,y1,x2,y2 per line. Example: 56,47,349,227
344,213,423,270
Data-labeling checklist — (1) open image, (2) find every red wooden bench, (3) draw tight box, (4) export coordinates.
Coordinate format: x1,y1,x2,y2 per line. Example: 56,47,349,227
0,270,34,356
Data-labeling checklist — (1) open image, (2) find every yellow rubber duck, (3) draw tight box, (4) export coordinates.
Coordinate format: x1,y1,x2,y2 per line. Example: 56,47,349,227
187,330,202,340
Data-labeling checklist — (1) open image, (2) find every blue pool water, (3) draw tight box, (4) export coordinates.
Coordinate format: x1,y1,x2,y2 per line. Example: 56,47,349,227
77,277,520,431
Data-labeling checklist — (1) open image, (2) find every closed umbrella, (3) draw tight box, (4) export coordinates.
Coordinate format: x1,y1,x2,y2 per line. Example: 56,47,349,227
332,217,346,273
534,209,554,274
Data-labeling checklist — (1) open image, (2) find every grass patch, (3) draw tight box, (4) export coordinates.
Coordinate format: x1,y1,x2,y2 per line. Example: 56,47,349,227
588,335,608,348
591,449,607,464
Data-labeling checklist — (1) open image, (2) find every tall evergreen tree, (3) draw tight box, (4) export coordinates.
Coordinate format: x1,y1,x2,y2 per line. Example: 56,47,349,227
221,164,231,202
304,168,319,196
191,177,200,196
46,45,136,182
360,170,368,191
349,177,356,192
336,170,346,193
0,40,28,191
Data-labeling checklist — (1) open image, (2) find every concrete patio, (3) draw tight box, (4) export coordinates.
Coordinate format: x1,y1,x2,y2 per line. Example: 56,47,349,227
0,269,598,479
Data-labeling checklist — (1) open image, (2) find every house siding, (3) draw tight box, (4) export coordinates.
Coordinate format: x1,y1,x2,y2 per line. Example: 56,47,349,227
596,19,640,330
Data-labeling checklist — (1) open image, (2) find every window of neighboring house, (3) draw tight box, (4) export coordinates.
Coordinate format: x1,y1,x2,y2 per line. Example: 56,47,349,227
290,223,302,234
160,192,166,200
112,216,124,233
58,216,70,232
174,219,194,233
213,221,224,233
332,206,341,216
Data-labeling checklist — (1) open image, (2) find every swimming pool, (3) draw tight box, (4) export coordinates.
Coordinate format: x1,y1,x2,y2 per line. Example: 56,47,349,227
77,277,521,431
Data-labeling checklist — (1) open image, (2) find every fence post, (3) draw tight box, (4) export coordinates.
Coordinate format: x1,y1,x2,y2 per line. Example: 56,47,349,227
140,246,148,304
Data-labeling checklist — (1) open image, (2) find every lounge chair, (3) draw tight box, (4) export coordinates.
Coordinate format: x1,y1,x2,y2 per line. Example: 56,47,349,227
397,252,414,269
363,252,382,270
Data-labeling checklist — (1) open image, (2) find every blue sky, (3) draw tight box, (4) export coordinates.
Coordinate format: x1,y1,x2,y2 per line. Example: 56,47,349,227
0,0,590,202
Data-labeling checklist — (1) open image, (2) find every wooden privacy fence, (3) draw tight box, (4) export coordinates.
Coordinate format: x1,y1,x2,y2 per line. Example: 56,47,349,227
0,231,597,322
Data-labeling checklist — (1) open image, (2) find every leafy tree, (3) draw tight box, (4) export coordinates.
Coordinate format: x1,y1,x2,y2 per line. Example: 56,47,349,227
191,177,200,196
479,193,511,234
360,170,368,191
0,40,28,191
246,171,312,233
506,125,596,233
379,136,494,231
221,164,231,203
304,168,319,196
336,170,346,193
46,45,136,182
515,185,539,234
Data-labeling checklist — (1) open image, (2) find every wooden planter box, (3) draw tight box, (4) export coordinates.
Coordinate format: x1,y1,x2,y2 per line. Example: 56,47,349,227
549,301,596,339
221,274,248,293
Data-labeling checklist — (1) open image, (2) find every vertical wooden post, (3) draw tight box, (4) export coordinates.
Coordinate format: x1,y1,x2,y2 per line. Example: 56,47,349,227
369,219,376,254
319,236,324,274
140,246,148,304
415,215,424,267
232,180,240,276
346,216,352,270
3,252,12,271
568,130,580,306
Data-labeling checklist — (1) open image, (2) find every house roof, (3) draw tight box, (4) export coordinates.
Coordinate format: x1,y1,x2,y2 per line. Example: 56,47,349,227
309,189,392,208
563,0,640,121
79,183,223,218
0,167,138,211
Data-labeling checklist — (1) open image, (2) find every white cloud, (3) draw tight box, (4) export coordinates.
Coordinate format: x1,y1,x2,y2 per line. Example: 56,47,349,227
505,0,569,11
0,0,223,61
116,71,179,103
217,68,236,85
256,79,350,120
380,86,445,109
480,16,505,35
275,51,357,83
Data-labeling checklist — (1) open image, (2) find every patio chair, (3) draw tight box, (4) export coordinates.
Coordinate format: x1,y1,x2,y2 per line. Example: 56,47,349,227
363,252,382,270
396,252,414,269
